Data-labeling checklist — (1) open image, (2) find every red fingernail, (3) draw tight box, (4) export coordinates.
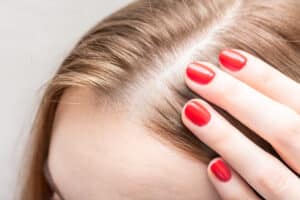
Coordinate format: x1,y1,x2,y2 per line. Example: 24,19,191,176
219,49,247,71
210,159,232,182
184,100,211,126
186,62,215,84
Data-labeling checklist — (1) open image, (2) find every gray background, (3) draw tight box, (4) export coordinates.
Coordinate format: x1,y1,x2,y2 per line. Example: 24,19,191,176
0,1,131,199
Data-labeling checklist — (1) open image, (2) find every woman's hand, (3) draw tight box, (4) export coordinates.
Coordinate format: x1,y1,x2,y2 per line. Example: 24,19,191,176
181,49,300,199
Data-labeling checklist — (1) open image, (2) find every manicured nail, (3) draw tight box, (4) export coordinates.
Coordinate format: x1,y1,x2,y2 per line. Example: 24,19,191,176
186,62,215,84
219,49,247,71
184,100,211,126
210,159,232,182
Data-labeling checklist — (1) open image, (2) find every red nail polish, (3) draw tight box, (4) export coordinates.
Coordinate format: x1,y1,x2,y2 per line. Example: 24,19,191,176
184,100,211,126
219,49,247,71
210,159,232,182
186,62,215,84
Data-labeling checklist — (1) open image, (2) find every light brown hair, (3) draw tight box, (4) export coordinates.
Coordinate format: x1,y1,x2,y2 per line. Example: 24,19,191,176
19,0,300,199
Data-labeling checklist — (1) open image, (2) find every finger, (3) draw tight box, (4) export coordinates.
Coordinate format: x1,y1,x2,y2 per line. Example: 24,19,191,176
181,99,300,199
219,49,300,113
185,61,300,173
207,158,260,200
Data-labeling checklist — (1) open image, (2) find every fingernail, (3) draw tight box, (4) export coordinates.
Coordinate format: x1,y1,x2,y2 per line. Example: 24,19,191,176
186,62,215,84
219,49,247,71
210,159,232,182
184,100,211,126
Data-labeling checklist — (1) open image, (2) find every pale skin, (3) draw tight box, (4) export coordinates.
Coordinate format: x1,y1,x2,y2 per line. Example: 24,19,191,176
47,88,220,199
182,49,300,199
48,49,300,199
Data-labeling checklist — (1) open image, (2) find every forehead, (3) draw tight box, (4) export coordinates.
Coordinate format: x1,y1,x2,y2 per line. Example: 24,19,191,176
47,88,219,199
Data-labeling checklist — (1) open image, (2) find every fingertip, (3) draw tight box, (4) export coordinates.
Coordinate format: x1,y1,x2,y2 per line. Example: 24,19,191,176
218,48,248,72
207,157,260,199
208,158,232,183
185,61,218,88
207,157,222,176
181,99,212,127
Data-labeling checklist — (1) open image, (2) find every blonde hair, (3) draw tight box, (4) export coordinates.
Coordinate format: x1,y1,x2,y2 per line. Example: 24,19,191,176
20,0,300,199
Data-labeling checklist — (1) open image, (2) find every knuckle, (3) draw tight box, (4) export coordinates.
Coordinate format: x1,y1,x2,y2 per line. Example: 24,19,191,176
284,117,300,135
255,166,291,197
209,129,233,150
261,69,278,91
223,192,254,200
272,116,300,146
296,104,300,114
223,194,242,200
295,87,300,112
289,118,300,135
221,80,245,105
